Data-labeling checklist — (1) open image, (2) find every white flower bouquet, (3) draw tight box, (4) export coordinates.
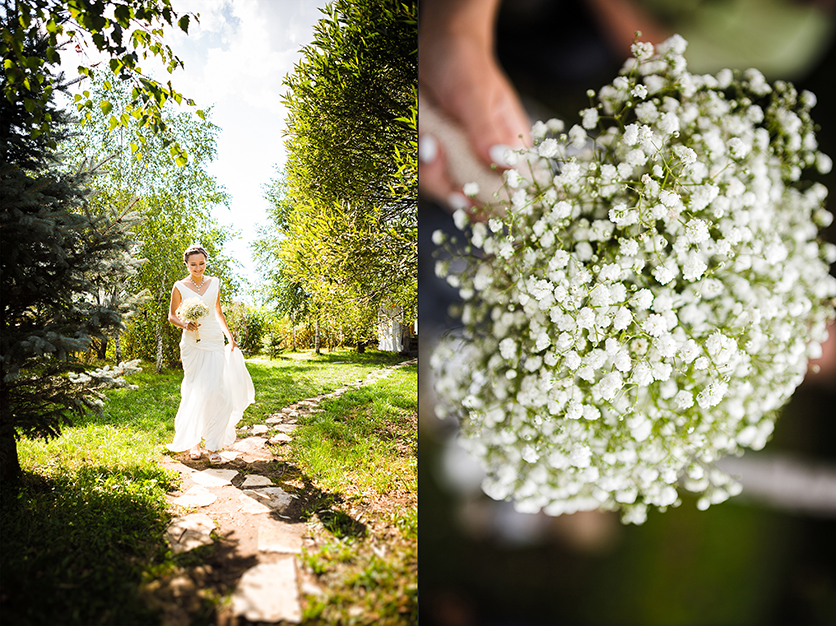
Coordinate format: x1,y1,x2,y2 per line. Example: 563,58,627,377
177,298,210,342
432,35,836,524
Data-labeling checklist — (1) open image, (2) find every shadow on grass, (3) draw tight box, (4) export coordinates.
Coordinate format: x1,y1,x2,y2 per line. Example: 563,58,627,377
0,465,177,626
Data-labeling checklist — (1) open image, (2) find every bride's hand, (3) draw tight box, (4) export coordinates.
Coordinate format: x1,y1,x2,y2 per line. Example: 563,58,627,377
230,338,238,352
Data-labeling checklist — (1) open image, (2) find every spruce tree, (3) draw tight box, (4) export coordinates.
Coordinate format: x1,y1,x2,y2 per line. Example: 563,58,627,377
0,162,144,483
1,28,144,485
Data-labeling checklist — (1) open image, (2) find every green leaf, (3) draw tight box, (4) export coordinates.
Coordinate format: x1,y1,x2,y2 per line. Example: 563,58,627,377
113,5,131,26
100,101,113,115
108,116,119,131
178,15,190,34
196,110,205,121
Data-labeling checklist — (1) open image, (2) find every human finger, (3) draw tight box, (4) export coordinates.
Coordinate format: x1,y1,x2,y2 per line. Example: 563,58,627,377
419,132,472,213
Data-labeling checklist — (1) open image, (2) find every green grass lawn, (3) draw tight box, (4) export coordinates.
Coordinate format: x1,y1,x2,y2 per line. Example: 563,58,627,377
293,363,418,624
0,348,416,626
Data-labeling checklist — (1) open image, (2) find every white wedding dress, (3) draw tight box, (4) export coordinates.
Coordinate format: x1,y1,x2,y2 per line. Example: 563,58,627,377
167,277,255,452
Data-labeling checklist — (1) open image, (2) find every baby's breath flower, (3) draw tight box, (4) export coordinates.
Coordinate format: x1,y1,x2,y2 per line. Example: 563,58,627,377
463,182,480,197
582,108,599,130
432,34,836,525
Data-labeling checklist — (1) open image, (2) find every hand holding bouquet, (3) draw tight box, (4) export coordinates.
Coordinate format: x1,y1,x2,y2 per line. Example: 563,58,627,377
177,298,210,343
432,35,835,524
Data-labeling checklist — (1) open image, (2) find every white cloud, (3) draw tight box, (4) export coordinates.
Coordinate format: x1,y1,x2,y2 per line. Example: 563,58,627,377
168,0,324,114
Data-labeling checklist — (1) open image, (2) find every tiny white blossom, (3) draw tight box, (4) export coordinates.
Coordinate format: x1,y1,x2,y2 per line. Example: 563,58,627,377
623,124,640,145
674,390,695,409
569,125,587,149
652,264,676,285
682,254,708,282
463,182,480,197
452,208,469,231
659,190,681,208
642,314,668,337
582,108,599,130
658,111,680,135
631,41,654,59
547,118,565,133
531,120,548,140
684,218,710,244
631,289,654,310
538,138,559,158
499,338,516,360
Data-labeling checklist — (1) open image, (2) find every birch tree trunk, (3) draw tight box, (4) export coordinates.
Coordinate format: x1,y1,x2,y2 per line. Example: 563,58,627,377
156,271,167,374
155,322,164,374
315,318,321,354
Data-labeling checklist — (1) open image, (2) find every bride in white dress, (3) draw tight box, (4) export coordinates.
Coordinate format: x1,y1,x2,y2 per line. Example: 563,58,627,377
166,245,255,463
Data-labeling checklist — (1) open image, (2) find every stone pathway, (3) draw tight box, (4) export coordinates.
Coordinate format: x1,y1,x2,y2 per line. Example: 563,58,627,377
154,358,417,625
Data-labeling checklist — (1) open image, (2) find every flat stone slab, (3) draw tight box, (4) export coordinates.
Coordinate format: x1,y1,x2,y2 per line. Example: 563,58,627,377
239,492,271,514
168,485,217,508
270,433,292,444
231,560,301,623
191,468,238,487
243,487,294,513
265,415,283,424
257,519,302,554
219,450,239,461
272,424,299,433
166,513,215,554
252,424,269,435
232,437,268,452
241,474,273,488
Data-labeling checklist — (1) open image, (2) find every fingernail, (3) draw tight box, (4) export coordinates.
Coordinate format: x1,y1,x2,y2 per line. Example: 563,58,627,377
489,144,513,167
419,134,439,163
447,192,470,212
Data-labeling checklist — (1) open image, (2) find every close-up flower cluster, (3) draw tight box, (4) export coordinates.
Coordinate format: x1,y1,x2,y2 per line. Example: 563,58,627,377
431,35,836,524
177,298,210,324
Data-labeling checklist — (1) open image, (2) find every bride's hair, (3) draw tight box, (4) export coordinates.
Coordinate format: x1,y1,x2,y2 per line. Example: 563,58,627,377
183,245,208,264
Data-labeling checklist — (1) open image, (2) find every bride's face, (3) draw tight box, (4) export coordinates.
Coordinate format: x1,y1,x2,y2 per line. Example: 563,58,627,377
185,254,206,277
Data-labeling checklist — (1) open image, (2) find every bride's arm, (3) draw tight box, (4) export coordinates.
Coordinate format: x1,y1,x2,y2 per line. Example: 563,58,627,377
214,281,238,351
168,284,197,331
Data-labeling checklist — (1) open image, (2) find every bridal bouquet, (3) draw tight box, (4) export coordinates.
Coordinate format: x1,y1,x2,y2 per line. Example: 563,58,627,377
177,298,210,343
432,35,836,524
